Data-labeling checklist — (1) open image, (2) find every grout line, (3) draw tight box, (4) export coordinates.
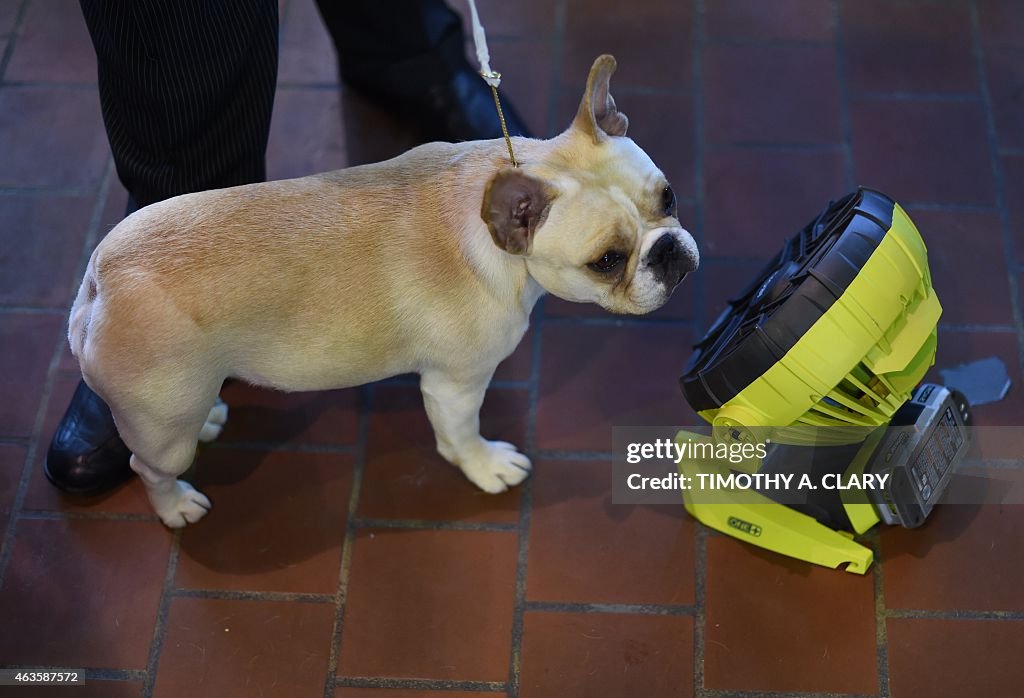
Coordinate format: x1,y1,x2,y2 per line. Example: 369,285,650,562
868,530,891,698
542,0,567,138
969,0,1024,376
334,676,506,692
351,517,516,532
885,608,1024,621
0,79,97,89
524,601,696,616
692,5,709,690
706,142,845,154
171,588,335,605
542,315,696,328
505,197,552,697
704,37,834,49
0,305,67,315
0,0,29,81
691,0,708,340
205,440,357,455
19,509,157,522
848,90,982,103
0,159,113,590
322,383,370,698
693,524,710,698
532,448,612,460
0,185,102,197
899,200,999,212
935,322,1018,333
140,532,181,698
832,0,855,191
708,687,876,691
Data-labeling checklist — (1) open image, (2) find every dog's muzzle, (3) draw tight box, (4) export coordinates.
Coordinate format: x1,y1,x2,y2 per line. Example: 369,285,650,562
646,231,698,289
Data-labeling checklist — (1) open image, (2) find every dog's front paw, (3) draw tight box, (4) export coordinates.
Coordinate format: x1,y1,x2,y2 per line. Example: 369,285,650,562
459,440,532,493
154,480,212,528
198,398,229,442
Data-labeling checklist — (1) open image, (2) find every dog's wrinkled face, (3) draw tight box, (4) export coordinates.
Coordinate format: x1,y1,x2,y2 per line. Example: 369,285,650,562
482,54,698,314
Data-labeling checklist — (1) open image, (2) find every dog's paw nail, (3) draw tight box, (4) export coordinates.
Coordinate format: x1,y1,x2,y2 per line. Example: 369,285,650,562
462,440,532,493
156,481,212,527
207,400,229,425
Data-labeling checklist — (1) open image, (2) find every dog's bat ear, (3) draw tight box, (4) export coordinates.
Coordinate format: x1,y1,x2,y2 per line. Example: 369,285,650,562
574,54,629,143
481,168,556,256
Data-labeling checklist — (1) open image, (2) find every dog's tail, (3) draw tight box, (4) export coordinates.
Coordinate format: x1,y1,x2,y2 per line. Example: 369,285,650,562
68,255,100,361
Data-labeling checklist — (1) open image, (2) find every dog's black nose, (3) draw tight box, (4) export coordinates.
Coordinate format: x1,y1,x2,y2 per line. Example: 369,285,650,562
647,232,697,288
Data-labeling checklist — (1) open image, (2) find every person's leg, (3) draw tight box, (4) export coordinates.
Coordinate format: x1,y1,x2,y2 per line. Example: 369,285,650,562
46,0,279,494
314,0,532,142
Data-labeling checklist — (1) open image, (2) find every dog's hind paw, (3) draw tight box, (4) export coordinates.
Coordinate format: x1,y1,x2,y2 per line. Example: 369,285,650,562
460,440,532,493
198,398,229,443
154,480,212,528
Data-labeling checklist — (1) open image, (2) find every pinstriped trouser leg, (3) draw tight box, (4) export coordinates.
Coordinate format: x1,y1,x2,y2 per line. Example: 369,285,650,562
79,0,279,211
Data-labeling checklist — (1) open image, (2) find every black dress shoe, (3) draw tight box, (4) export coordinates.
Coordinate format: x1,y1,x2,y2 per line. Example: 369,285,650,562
45,379,133,495
344,62,533,143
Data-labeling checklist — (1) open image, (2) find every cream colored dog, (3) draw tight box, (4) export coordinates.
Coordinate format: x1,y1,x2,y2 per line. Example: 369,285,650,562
68,55,698,527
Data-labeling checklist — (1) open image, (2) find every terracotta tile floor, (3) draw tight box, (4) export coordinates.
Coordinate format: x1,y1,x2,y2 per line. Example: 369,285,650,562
1,1,1023,696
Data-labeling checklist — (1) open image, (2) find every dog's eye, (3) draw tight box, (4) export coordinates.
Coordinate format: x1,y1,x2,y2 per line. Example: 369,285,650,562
661,185,677,217
588,250,626,273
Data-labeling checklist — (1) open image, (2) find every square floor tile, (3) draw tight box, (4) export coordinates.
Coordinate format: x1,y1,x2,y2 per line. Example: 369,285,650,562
267,88,346,180
339,86,417,168
705,45,840,145
176,448,353,594
699,257,766,332
0,195,93,307
706,0,833,42
985,47,1024,150
218,382,359,447
561,0,692,92
851,99,994,205
0,519,170,669
22,370,153,515
356,385,524,523
484,39,554,139
904,208,1013,326
703,149,847,258
0,87,108,188
977,0,1024,47
459,0,556,39
154,596,334,698
535,324,697,451
618,92,695,200
519,611,693,698
4,0,96,83
0,312,63,438
0,442,25,541
338,528,517,681
29,680,143,698
527,458,694,605
842,0,975,94
703,535,877,694
493,324,534,383
278,0,337,85
0,0,20,34
888,618,1024,698
881,486,1024,612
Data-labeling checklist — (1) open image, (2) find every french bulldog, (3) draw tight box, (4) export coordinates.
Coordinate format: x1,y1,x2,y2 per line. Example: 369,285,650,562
68,55,698,527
